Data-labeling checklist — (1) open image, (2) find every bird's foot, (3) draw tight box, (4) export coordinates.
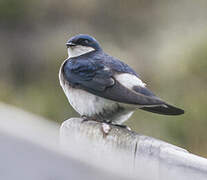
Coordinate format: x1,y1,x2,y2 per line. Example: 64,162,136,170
110,123,131,131
81,116,111,136
81,115,103,123
81,115,89,123
81,115,88,123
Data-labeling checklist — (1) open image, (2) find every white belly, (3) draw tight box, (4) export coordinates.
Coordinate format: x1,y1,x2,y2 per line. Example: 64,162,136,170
64,84,118,116
64,85,134,124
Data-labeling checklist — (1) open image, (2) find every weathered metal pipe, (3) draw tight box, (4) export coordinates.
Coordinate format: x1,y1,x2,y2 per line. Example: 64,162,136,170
60,118,207,180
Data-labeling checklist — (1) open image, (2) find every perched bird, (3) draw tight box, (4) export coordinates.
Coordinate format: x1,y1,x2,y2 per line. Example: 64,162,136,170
59,34,184,126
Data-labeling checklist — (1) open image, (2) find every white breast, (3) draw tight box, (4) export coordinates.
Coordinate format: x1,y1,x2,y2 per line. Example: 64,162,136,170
64,84,118,116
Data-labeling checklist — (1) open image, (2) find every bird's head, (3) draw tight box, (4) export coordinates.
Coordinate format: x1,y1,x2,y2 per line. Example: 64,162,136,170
66,34,102,58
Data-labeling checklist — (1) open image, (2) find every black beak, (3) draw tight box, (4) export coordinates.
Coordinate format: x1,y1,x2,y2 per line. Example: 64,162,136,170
66,42,76,47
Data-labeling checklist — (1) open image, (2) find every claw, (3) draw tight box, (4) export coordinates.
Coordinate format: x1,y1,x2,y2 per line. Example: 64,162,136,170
111,123,131,131
81,115,89,123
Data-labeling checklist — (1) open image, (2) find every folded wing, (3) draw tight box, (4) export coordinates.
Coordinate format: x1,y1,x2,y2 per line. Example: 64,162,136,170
63,58,184,115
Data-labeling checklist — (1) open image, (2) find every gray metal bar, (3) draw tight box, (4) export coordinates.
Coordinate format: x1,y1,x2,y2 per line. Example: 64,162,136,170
60,118,207,180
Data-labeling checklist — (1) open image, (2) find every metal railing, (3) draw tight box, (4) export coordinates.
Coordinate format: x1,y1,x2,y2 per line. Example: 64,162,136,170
60,118,207,180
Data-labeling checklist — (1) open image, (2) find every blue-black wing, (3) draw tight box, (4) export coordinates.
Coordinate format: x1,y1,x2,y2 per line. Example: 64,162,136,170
63,58,164,106
62,56,184,115
63,59,114,91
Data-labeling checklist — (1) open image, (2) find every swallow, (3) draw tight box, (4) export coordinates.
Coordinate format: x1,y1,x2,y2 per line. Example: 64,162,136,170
59,34,184,126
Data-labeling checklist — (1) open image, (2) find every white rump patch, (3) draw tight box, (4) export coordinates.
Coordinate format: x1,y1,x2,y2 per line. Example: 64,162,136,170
103,66,110,71
115,73,146,89
68,45,95,58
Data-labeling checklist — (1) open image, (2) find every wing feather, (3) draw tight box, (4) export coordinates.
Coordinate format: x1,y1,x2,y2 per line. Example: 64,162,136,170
62,59,165,106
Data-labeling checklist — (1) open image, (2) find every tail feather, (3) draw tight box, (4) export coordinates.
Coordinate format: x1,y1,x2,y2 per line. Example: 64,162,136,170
140,104,184,115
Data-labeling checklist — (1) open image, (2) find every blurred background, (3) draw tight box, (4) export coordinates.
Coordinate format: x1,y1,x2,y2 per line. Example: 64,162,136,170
0,0,207,157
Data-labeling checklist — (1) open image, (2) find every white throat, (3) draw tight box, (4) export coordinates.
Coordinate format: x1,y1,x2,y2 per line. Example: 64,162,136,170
68,45,95,58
